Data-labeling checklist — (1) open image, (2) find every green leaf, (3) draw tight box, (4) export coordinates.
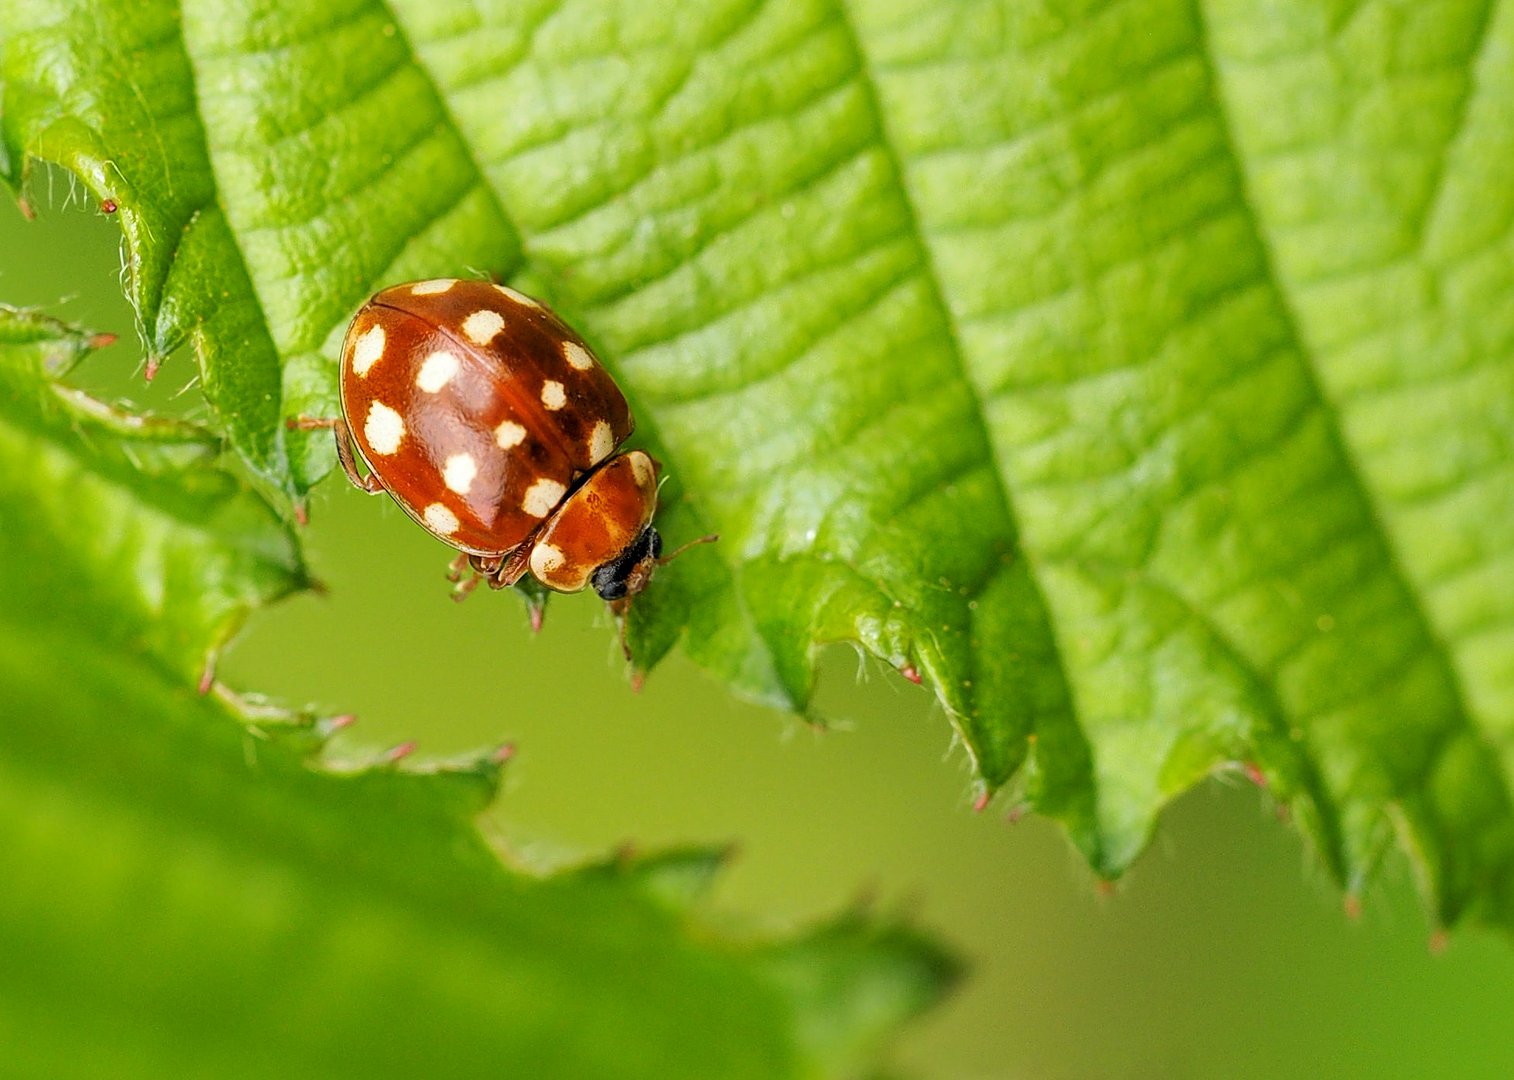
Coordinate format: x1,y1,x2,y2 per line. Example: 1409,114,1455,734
0,304,308,682
5,0,1514,931
0,309,954,1078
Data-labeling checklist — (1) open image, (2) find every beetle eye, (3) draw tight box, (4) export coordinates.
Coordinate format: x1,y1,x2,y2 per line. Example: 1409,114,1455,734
592,571,629,602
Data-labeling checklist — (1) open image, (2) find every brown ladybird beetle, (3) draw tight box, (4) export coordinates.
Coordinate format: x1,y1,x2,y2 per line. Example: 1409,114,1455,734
293,278,714,657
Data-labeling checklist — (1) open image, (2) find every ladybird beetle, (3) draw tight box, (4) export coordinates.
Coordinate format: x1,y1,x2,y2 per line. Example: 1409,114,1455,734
293,278,713,656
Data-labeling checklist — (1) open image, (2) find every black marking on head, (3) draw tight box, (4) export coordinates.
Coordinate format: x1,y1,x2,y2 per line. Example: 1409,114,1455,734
592,526,661,600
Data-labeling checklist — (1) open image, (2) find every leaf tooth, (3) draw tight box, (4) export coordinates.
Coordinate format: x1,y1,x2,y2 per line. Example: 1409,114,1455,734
212,686,354,757
752,909,962,1072
0,303,96,374
412,741,516,781
569,843,736,911
512,577,551,634
384,740,419,764
318,740,516,819
318,711,357,739
404,753,511,819
319,741,417,775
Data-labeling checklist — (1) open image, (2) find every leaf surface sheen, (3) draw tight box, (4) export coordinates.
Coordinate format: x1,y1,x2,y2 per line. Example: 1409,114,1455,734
4,0,1514,926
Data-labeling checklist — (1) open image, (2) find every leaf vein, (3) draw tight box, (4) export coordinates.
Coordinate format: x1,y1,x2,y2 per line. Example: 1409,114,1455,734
1194,0,1514,891
833,0,1088,792
371,0,524,267
1408,0,1501,250
632,239,918,406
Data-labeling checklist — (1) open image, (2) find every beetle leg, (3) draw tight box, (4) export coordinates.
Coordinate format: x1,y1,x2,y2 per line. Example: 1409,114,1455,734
491,543,533,589
448,553,496,602
490,529,544,591
450,571,485,602
334,422,385,494
446,552,486,602
287,416,384,494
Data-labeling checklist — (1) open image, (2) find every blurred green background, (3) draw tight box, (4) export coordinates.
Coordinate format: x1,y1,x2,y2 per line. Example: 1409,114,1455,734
6,189,1514,1080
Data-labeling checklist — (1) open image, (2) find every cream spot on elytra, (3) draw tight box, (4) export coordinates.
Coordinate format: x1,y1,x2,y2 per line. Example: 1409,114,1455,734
563,341,594,371
588,420,614,464
522,478,567,518
364,401,404,455
462,309,505,344
423,503,460,535
629,451,655,487
417,350,460,393
443,453,477,495
351,324,385,376
495,420,527,449
530,542,565,577
540,380,567,410
411,279,455,295
493,283,541,309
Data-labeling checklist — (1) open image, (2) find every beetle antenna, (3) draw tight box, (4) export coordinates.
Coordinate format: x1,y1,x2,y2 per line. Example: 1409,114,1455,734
658,534,719,566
